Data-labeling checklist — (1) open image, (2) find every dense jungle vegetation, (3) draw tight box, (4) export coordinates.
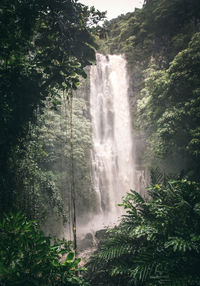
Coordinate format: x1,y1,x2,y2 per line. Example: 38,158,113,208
0,0,105,218
0,0,200,285
0,0,104,284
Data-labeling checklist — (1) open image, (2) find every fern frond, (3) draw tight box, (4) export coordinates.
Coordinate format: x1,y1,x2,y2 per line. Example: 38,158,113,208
130,260,158,283
98,244,132,261
111,264,129,276
164,237,197,252
150,167,166,185
130,225,158,240
126,190,145,205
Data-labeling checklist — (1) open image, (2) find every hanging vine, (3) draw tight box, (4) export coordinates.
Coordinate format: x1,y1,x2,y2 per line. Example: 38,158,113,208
68,91,77,255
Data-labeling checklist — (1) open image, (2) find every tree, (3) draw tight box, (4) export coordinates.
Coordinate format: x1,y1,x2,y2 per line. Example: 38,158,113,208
137,33,200,178
0,0,105,214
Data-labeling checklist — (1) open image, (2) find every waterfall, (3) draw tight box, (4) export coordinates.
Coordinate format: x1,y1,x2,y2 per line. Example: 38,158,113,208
87,53,136,231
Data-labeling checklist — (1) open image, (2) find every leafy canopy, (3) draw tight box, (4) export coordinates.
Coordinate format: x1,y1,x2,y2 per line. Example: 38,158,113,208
0,0,105,214
137,33,200,178
0,212,89,285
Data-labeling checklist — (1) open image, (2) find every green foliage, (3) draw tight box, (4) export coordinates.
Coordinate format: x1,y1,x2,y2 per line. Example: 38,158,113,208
37,91,95,219
0,0,105,215
87,179,200,285
0,212,89,286
11,87,95,227
101,0,200,67
2,113,68,225
137,33,200,178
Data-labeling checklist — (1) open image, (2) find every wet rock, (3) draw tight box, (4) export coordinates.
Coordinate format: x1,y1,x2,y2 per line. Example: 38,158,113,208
95,229,108,241
78,233,94,252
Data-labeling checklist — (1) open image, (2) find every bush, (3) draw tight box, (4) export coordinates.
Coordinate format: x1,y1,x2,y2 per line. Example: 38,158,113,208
0,212,89,286
87,180,200,286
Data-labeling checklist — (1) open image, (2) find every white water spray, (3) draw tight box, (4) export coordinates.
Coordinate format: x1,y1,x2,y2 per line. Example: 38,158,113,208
81,54,136,233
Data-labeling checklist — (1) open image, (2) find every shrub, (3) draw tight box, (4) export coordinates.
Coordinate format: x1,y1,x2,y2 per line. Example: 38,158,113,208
0,212,89,286
87,180,200,286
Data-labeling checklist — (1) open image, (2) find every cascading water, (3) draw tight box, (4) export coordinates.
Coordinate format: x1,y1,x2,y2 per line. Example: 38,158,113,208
44,53,147,245
80,53,136,234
